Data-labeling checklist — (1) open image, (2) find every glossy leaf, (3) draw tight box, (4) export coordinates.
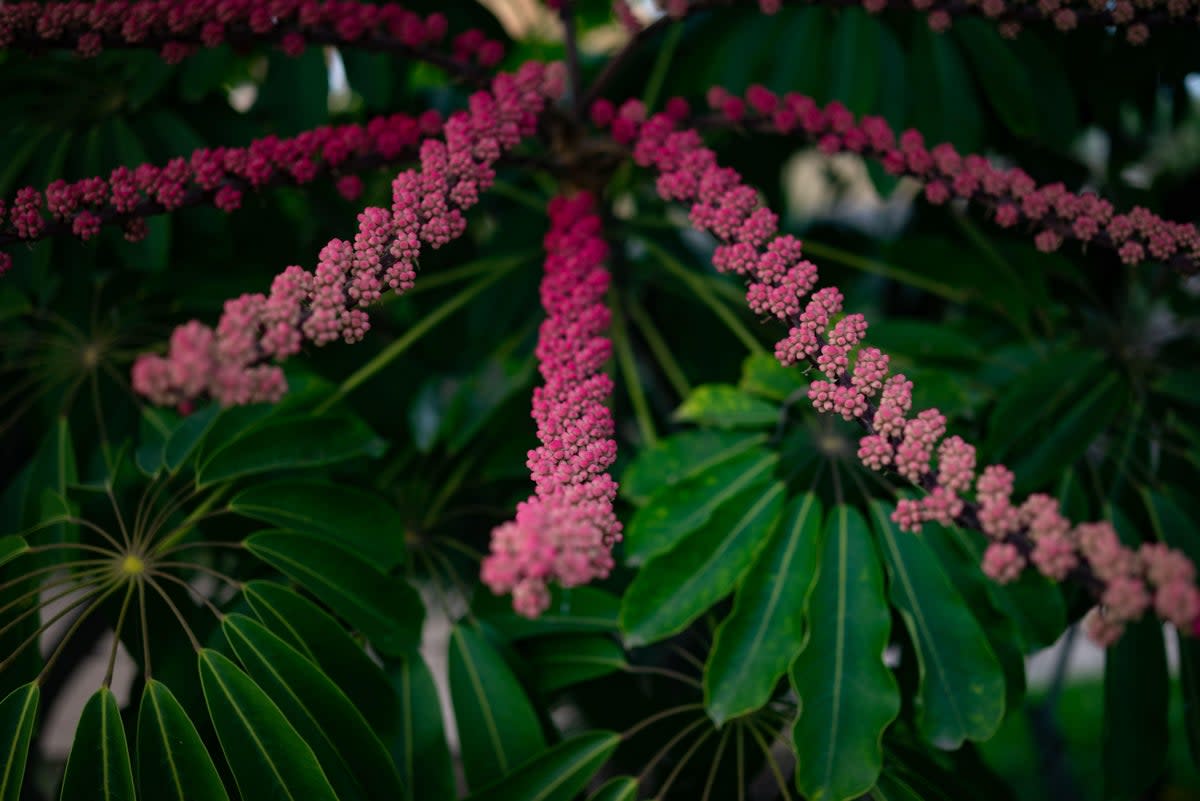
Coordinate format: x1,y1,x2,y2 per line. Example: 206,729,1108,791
739,353,806,403
231,480,406,568
198,649,338,801
476,586,621,640
0,683,38,801
389,654,455,801
522,635,627,694
673,384,780,429
464,732,619,801
448,625,546,791
0,538,25,570
588,776,638,801
242,580,397,733
790,505,899,801
871,503,1004,748
1102,617,1168,800
705,492,823,725
624,448,778,565
60,687,136,801
197,416,381,487
136,680,229,801
621,431,766,507
245,531,423,656
163,404,223,471
623,481,786,647
222,614,408,801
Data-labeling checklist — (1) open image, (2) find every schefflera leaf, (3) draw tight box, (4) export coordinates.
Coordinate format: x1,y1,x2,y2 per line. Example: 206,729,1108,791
621,430,767,507
0,682,39,801
705,493,824,725
621,481,786,647
389,654,456,801
463,731,619,801
60,687,136,801
136,680,229,801
790,505,899,801
870,502,1005,748
221,614,408,801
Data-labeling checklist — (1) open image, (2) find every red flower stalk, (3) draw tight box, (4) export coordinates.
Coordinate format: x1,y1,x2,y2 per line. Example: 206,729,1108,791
130,61,563,407
625,103,1200,646
0,0,505,72
481,192,622,618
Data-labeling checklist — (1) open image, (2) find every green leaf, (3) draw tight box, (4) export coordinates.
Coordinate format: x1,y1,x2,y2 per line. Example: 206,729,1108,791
621,431,767,507
231,480,406,568
588,776,638,801
198,649,338,801
476,586,621,640
953,20,1037,138
705,493,823,725
1103,618,1168,800
464,732,619,801
673,385,780,429
790,505,899,801
871,503,1004,748
622,482,786,647
739,353,806,403
907,22,981,150
163,405,223,472
448,625,546,791
245,532,423,656
60,688,136,801
136,680,229,801
242,580,397,733
222,615,408,801
198,416,381,487
522,635,627,695
624,448,778,565
985,349,1103,460
0,683,38,801
389,654,455,801
0,538,25,570
828,8,881,113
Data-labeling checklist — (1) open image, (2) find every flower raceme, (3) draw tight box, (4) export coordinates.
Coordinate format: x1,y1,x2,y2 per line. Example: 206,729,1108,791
130,62,563,406
481,193,622,619
617,102,1200,645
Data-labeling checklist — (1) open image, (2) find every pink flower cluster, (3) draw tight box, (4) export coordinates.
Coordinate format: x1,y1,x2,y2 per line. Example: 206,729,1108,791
614,100,1200,645
0,1,503,69
131,62,562,406
691,85,1200,277
0,111,441,256
481,193,622,619
648,0,1195,42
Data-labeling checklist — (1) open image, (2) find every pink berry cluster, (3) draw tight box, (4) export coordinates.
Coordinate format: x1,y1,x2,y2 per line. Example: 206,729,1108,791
686,85,1200,277
0,1,504,69
0,110,444,270
481,193,622,618
611,100,1200,645
648,0,1195,41
130,62,562,407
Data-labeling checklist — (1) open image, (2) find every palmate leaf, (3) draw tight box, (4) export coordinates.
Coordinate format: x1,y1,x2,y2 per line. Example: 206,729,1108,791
389,654,455,801
790,505,899,801
621,430,767,507
673,384,780,429
0,683,38,801
136,680,229,801
587,777,638,801
521,634,627,695
60,688,135,801
1103,611,1169,800
476,585,621,640
463,732,619,801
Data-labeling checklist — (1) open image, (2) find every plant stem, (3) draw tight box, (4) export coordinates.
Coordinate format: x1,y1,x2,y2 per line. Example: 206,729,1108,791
626,293,692,400
610,290,658,447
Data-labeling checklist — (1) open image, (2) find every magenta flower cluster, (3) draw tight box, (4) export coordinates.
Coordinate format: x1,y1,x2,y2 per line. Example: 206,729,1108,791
0,110,443,274
610,100,1200,645
481,193,622,619
0,0,504,67
690,85,1200,277
130,62,561,407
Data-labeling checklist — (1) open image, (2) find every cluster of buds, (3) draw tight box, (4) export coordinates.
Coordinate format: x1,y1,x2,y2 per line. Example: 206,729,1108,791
481,193,622,618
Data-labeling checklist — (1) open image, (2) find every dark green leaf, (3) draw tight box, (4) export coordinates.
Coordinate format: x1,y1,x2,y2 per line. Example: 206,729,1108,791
136,680,229,801
522,635,627,694
389,654,455,801
588,776,637,801
198,649,338,801
222,615,408,801
60,688,135,801
245,532,423,656
790,505,899,801
705,493,823,725
622,482,786,647
871,503,1004,748
621,431,767,507
464,732,619,801
828,8,881,113
673,385,780,429
0,683,38,801
476,586,621,640
953,20,1038,138
624,448,778,565
0,538,25,570
198,416,381,487
739,353,806,403
231,480,406,568
1103,618,1168,800
907,22,982,150
448,624,545,791
163,405,223,472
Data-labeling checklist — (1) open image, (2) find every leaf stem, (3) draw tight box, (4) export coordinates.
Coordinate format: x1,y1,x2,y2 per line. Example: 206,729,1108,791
610,291,658,447
625,292,692,400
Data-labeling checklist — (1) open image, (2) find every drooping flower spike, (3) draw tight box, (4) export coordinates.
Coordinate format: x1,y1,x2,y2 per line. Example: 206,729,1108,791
0,1,504,72
482,192,622,618
623,102,1200,646
131,62,564,407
